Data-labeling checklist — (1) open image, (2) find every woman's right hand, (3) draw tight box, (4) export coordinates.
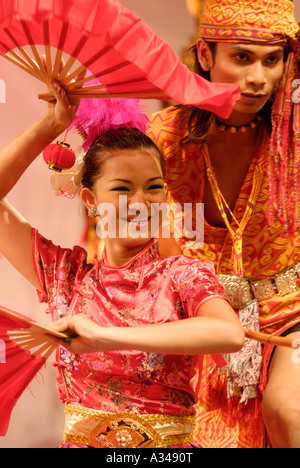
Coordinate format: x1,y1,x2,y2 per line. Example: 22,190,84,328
45,79,81,135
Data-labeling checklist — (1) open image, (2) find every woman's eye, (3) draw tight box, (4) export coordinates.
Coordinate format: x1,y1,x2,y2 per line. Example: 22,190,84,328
111,186,130,192
148,184,164,190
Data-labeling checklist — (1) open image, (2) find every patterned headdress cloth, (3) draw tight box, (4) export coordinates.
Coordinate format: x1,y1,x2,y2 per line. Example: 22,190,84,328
200,0,300,232
200,0,299,43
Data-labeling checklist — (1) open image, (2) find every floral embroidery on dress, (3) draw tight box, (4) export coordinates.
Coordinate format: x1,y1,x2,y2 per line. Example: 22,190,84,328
134,353,166,381
60,348,79,371
32,229,227,420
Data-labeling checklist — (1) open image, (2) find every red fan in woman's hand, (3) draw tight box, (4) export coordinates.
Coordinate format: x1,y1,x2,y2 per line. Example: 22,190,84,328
0,306,297,437
0,306,68,436
0,0,240,118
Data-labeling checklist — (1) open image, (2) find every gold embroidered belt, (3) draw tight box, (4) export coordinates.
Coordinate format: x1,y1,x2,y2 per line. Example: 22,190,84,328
63,405,195,448
218,262,300,310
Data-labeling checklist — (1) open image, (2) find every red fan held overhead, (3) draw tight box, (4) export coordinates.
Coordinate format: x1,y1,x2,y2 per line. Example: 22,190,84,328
0,0,240,118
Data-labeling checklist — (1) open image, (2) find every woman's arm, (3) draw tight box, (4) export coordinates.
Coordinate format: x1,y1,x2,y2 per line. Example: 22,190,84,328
0,82,77,199
0,82,79,289
48,298,245,355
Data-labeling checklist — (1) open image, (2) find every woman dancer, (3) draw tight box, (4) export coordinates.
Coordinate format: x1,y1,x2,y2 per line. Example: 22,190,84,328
0,81,244,448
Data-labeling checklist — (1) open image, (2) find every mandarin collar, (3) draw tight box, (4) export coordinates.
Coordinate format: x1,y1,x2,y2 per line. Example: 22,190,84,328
100,239,161,271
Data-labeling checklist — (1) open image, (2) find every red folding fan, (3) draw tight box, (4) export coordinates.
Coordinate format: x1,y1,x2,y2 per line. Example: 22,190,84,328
0,305,297,437
0,305,69,436
0,0,240,118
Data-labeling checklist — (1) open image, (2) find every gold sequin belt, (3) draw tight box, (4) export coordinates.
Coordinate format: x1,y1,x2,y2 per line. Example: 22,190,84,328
218,262,300,310
63,405,195,449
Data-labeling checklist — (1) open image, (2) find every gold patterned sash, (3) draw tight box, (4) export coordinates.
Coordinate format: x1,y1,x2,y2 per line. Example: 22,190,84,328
63,405,195,448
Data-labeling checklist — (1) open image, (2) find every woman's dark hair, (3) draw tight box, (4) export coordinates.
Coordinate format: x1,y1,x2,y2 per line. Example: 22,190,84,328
81,127,165,190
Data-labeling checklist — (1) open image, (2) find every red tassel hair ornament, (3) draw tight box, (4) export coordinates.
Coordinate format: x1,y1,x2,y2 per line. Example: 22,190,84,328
43,138,82,198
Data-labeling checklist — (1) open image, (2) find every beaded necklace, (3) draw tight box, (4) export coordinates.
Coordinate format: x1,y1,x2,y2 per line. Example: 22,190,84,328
215,114,263,134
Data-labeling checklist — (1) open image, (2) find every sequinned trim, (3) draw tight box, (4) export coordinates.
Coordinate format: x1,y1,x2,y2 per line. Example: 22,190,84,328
218,260,300,309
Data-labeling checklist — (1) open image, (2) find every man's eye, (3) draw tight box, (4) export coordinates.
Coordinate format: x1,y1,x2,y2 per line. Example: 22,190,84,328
235,54,249,63
265,56,280,65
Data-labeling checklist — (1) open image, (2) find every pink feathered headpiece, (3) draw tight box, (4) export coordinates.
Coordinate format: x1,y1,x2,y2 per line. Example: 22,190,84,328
69,78,149,152
44,77,149,199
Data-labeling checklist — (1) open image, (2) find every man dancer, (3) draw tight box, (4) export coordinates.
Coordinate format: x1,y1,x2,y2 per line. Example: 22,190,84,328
147,0,300,448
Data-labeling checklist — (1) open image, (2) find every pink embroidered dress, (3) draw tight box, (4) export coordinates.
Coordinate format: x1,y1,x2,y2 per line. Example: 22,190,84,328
32,229,227,448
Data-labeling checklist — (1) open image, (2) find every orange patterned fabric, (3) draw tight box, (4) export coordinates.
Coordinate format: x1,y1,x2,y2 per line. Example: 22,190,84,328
146,106,300,448
200,0,299,43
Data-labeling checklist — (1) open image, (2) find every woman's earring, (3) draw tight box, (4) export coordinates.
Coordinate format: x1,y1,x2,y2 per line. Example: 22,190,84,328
88,207,97,218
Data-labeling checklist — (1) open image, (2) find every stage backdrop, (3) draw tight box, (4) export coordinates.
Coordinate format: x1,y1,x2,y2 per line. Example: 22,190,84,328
0,0,194,448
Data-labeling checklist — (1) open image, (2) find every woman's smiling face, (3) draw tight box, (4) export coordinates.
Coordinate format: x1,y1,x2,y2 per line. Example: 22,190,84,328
81,148,167,249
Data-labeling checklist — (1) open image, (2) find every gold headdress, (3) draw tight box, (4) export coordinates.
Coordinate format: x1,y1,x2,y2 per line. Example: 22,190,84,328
200,0,299,43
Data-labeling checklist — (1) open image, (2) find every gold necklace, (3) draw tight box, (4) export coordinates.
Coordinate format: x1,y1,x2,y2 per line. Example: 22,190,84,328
203,142,265,276
215,114,263,134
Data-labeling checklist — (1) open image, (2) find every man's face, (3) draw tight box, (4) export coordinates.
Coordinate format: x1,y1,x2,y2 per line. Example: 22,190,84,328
199,41,285,115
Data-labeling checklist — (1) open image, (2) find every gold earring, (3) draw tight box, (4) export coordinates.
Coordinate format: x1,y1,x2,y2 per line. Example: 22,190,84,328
88,207,97,218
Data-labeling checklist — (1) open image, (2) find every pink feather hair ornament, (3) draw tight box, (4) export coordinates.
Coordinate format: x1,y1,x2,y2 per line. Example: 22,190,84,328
69,77,149,152
43,76,149,197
